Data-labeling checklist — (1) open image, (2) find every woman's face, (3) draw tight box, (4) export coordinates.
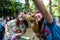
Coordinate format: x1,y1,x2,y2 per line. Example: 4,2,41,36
18,13,24,23
35,13,43,21
7,17,10,21
19,12,25,17
18,15,23,20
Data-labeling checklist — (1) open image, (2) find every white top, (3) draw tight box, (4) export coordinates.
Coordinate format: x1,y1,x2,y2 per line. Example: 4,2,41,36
7,19,26,35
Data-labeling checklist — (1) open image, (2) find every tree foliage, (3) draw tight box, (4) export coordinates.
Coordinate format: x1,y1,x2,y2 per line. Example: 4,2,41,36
0,0,25,17
51,0,60,17
29,0,35,12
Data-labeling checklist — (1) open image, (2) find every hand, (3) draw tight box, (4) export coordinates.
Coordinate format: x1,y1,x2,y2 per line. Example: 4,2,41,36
6,32,11,39
15,33,22,36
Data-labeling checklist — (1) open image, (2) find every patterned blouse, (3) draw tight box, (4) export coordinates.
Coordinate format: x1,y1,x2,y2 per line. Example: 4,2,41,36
7,19,26,35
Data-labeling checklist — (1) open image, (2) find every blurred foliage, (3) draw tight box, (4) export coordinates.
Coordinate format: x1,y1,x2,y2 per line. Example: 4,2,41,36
29,0,35,12
52,0,58,5
51,0,60,18
0,0,36,17
0,0,60,18
0,0,25,17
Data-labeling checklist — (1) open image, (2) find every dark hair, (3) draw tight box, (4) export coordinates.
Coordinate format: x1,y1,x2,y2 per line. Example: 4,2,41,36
38,17,44,30
16,18,28,28
6,16,10,22
35,10,41,13
38,17,46,39
16,18,20,27
18,10,26,14
23,19,28,28
36,11,40,13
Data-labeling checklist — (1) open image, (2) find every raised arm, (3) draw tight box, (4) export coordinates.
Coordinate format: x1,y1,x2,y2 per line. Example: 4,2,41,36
33,0,53,23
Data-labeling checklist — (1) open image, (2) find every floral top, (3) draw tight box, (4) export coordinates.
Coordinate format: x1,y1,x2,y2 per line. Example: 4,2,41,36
7,19,26,35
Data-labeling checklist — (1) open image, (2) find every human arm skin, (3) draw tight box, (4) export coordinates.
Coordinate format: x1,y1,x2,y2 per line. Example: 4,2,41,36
32,0,53,23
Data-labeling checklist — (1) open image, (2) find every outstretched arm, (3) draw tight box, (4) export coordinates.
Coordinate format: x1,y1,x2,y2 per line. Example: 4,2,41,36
33,0,53,23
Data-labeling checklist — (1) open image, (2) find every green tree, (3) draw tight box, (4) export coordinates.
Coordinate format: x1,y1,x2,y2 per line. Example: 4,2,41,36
29,0,35,12
0,0,25,17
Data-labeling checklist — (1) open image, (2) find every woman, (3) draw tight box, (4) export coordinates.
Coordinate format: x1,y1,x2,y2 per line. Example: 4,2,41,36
25,12,44,40
6,16,11,22
32,0,60,40
3,16,11,40
5,12,28,40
